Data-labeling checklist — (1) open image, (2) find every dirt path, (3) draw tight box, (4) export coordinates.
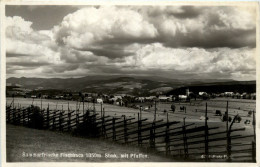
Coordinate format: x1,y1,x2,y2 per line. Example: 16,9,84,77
6,124,175,162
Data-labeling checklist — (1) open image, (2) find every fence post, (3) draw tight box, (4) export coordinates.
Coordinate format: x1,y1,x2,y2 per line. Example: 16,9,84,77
59,111,63,131
140,106,143,145
67,112,71,131
27,108,31,125
183,117,188,159
226,101,231,162
83,98,85,115
101,112,104,136
205,103,209,162
12,96,15,110
22,108,25,125
253,110,256,141
101,103,102,118
40,96,42,111
154,100,157,121
153,121,156,147
17,108,21,125
112,117,116,141
252,141,256,162
52,110,56,130
140,106,142,121
138,113,142,146
252,110,256,162
227,113,239,162
13,107,16,124
7,107,10,123
165,113,170,156
84,110,89,133
15,107,18,121
150,122,155,148
93,99,96,114
47,104,49,129
102,108,107,138
75,107,79,128
124,115,128,144
83,109,87,123
227,132,231,161
93,109,97,125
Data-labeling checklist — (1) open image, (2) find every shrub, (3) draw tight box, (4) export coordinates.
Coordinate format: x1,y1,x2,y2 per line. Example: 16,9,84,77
222,113,232,122
27,105,44,129
248,111,252,117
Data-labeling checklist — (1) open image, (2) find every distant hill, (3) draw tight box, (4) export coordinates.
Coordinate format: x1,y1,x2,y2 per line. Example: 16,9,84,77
7,75,177,94
166,81,256,95
6,75,254,95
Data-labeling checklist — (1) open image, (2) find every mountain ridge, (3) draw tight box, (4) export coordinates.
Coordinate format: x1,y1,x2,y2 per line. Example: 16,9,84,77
6,76,255,94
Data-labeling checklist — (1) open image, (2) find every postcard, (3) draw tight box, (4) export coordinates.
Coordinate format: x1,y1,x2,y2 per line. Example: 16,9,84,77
1,1,259,167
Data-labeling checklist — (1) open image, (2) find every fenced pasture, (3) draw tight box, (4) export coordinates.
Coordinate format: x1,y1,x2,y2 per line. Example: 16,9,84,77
6,97,256,162
6,97,256,123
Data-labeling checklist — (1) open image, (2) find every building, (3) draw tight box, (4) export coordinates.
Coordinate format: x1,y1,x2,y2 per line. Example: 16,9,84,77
178,95,187,100
224,92,234,97
97,98,103,103
135,97,145,102
199,92,207,96
145,96,156,101
158,95,171,102
186,88,190,96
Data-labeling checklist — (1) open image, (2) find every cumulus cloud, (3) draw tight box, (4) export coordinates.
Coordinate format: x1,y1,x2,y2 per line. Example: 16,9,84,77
53,6,158,48
6,16,63,77
51,6,256,59
5,5,257,80
118,43,256,79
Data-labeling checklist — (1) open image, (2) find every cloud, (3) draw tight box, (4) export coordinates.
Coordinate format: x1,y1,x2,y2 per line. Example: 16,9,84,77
53,6,158,48
50,63,80,73
6,16,51,44
48,43,256,80
128,43,255,74
5,16,55,59
5,6,257,81
6,16,65,79
7,61,50,67
169,6,203,19
52,6,256,59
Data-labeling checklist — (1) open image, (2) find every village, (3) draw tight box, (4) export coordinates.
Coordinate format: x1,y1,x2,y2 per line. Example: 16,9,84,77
6,83,257,107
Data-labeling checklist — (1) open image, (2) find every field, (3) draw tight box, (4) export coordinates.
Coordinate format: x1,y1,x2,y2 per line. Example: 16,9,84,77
6,124,173,162
6,97,256,162
6,97,256,124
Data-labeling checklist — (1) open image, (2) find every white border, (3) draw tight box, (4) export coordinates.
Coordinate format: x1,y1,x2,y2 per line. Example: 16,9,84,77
0,1,259,167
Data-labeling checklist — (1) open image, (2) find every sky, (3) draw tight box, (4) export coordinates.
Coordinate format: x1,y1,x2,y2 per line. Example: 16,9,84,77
5,5,257,80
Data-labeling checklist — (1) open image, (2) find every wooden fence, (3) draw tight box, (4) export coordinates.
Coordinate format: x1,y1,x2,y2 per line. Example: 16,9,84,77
6,103,256,162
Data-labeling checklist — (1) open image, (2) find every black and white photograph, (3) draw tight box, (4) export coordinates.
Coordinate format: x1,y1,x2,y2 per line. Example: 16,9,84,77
2,1,259,165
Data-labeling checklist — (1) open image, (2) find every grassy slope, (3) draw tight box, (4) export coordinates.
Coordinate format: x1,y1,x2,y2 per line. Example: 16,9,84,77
6,124,174,162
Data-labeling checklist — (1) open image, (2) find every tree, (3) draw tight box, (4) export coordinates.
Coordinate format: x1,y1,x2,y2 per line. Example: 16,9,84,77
189,93,197,100
171,104,176,113
186,96,191,102
202,94,210,100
